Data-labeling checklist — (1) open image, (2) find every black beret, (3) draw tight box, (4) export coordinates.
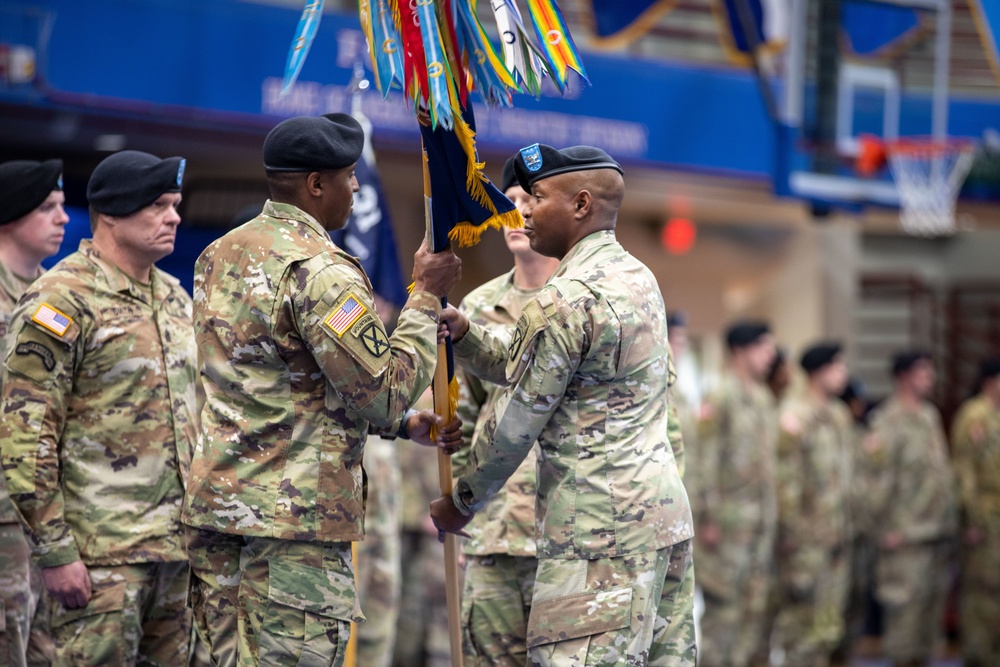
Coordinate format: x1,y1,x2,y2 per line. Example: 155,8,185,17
979,357,1000,381
263,113,364,173
891,349,932,376
88,151,185,217
500,155,518,193
513,143,623,191
726,320,770,349
667,311,688,329
800,342,843,373
0,159,63,226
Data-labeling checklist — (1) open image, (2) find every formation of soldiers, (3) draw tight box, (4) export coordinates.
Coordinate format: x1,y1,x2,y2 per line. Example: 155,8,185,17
0,111,998,667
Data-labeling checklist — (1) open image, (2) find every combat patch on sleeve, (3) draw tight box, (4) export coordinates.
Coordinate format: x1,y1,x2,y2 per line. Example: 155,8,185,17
505,297,552,385
15,341,55,371
31,303,73,337
323,293,368,337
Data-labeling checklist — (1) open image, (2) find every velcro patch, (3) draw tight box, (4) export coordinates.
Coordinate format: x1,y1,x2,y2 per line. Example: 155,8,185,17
15,341,55,371
324,294,368,337
32,303,72,337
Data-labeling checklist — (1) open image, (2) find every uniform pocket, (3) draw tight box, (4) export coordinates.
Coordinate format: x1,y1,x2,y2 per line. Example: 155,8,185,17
259,559,358,667
49,581,126,629
526,585,632,649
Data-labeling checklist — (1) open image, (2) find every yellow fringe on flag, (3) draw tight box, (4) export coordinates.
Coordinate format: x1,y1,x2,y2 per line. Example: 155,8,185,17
448,208,524,247
429,376,462,440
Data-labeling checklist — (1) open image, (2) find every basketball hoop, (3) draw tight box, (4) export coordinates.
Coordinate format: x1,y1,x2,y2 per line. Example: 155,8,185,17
884,138,976,237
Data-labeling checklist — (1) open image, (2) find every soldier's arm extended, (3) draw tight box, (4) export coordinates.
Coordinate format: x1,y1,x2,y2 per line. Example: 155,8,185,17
297,262,440,434
452,317,515,386
453,291,583,514
0,295,83,567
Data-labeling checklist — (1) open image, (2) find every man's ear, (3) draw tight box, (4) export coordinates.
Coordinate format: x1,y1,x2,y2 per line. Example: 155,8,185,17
574,190,592,218
305,171,323,197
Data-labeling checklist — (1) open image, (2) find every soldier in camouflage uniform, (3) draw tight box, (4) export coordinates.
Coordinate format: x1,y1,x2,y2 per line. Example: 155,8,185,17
0,159,66,667
453,156,560,667
0,151,197,666
865,351,957,667
433,144,695,667
689,321,777,667
667,311,698,478
181,113,463,667
950,358,1000,667
771,343,853,667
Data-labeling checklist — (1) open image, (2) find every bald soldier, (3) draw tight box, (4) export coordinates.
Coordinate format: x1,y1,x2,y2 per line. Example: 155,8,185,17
771,343,853,667
433,144,695,667
949,358,1000,667
0,159,67,666
182,113,463,667
865,351,957,667
1,151,198,665
452,156,560,666
689,321,778,667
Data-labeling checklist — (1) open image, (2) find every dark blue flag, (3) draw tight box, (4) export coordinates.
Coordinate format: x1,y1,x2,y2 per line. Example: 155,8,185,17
329,154,408,308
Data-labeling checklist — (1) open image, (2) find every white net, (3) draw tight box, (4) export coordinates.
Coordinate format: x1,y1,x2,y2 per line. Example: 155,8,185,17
886,140,976,237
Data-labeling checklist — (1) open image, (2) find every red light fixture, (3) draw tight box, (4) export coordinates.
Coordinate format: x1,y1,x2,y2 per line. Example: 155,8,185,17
661,217,696,255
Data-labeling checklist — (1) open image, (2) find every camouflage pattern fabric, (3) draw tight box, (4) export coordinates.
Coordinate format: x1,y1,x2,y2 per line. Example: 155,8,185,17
0,523,53,666
770,394,854,666
183,200,439,543
666,347,687,479
461,554,537,666
0,239,196,568
689,373,777,667
0,262,53,667
866,396,957,664
186,527,357,667
451,231,693,561
355,435,402,667
526,540,695,667
49,561,190,666
951,394,1000,667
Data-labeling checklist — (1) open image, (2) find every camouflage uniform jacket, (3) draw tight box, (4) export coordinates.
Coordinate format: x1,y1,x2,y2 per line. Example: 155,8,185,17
454,268,539,557
451,231,693,560
950,394,1000,531
776,394,853,549
183,200,439,543
0,240,197,567
691,374,777,535
866,396,957,544
0,261,41,524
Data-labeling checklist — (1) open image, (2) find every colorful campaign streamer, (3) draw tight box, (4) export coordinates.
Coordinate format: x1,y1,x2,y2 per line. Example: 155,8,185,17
491,0,547,96
524,0,588,90
281,0,325,96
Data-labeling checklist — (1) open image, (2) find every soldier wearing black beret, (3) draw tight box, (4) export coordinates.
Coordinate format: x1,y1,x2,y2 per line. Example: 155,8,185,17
0,148,198,664
183,112,463,665
0,158,66,667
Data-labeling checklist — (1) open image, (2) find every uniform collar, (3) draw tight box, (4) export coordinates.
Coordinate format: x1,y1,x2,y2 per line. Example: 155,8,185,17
263,199,331,241
552,230,617,279
78,239,178,305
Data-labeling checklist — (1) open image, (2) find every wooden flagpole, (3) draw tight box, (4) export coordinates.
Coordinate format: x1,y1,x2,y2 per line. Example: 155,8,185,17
422,142,465,667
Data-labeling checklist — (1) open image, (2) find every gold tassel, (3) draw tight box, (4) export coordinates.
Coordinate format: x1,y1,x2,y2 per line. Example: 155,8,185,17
448,208,524,247
429,377,461,440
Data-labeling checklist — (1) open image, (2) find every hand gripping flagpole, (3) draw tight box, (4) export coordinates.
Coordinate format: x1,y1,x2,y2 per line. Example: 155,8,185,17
422,139,465,667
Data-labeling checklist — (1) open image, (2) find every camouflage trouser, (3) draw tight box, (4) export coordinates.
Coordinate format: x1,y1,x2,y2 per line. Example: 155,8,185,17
772,544,850,667
875,541,951,664
186,527,360,667
355,436,402,667
461,553,537,666
49,561,190,667
392,530,452,667
0,522,53,667
697,529,774,667
526,539,695,667
834,535,875,660
959,530,1000,667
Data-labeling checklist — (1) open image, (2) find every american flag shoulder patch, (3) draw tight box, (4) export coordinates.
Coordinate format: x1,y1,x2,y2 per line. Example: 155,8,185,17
32,303,73,337
324,293,368,337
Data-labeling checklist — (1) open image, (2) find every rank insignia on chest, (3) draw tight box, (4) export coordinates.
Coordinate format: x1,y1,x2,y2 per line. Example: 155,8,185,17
325,294,368,337
32,303,73,337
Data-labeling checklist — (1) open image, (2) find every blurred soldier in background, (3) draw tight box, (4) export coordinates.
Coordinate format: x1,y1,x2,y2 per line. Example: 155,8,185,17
0,159,66,667
950,358,1000,667
453,156,559,666
667,311,699,478
691,320,777,667
1,150,197,665
771,343,853,667
866,351,957,667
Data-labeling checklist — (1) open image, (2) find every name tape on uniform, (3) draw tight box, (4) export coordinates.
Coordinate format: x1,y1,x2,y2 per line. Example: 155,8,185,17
324,294,368,337
32,303,73,337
